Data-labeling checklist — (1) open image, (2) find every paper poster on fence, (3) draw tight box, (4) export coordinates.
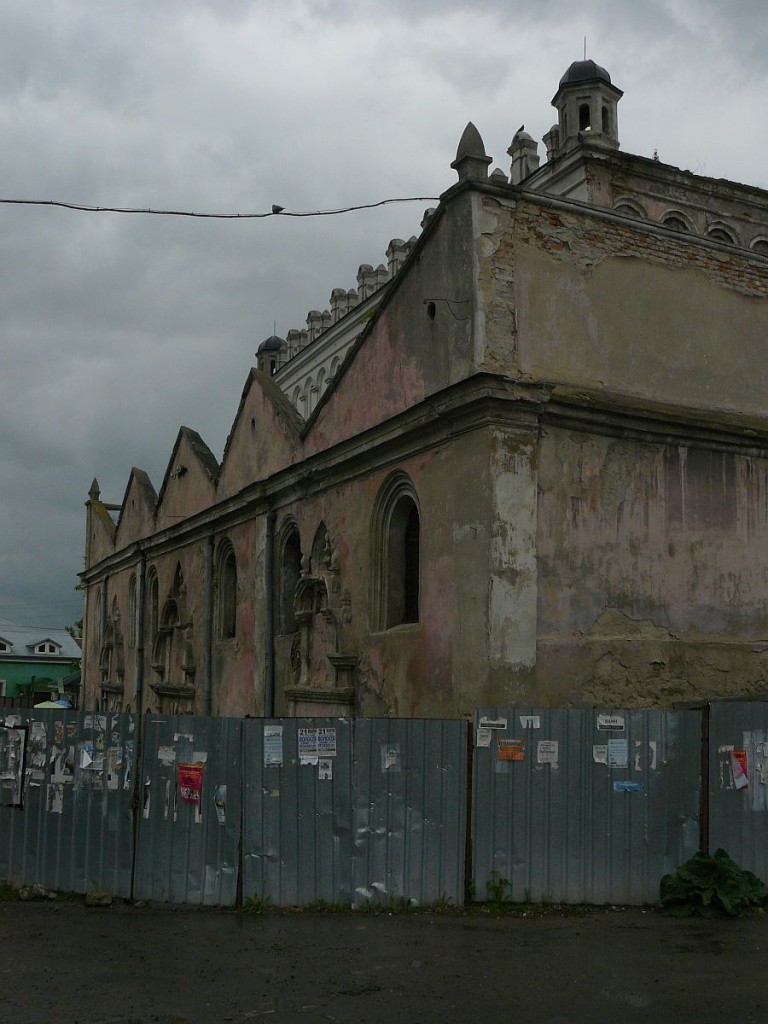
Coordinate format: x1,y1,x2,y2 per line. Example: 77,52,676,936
298,727,319,764
178,762,204,803
497,739,525,762
537,740,558,766
0,726,26,807
731,749,749,790
264,725,283,767
608,738,628,769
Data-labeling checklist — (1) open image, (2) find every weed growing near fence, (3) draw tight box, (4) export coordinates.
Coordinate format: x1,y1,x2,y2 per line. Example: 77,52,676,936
659,848,768,918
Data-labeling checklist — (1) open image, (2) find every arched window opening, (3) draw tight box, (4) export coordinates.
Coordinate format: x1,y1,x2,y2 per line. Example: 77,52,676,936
601,104,610,134
579,103,591,131
751,238,768,255
94,586,103,644
147,568,159,642
276,523,302,634
708,227,735,244
216,541,237,640
662,214,690,233
386,497,420,627
310,522,330,574
371,474,421,631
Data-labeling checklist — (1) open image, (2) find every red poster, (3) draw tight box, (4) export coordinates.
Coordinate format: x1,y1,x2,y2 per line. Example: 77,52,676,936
178,762,204,803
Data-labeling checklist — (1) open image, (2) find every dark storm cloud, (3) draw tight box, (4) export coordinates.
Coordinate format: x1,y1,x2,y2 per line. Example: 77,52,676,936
0,0,766,628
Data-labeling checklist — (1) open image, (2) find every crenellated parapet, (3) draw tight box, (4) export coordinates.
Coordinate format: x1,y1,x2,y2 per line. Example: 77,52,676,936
266,230,422,416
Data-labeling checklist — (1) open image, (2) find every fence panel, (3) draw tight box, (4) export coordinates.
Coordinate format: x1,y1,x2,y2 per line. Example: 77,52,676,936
351,719,468,907
0,709,134,896
709,701,768,882
132,714,243,906
242,718,354,906
472,707,701,905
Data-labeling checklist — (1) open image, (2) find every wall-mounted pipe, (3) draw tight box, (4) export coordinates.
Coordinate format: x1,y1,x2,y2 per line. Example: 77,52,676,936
264,510,277,717
204,534,214,717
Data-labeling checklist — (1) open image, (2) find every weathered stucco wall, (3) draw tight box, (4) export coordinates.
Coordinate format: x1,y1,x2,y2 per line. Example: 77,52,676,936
533,426,768,707
476,193,768,420
270,426,499,719
307,192,477,456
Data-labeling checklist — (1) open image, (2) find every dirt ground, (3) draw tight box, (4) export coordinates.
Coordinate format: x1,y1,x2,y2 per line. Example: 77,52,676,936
0,900,766,1024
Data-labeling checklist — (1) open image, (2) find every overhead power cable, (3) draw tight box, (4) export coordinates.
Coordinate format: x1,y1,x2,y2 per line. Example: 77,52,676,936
0,196,440,219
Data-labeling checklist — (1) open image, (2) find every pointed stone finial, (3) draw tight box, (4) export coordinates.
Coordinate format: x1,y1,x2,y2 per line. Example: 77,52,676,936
507,127,540,184
88,478,100,501
451,122,492,182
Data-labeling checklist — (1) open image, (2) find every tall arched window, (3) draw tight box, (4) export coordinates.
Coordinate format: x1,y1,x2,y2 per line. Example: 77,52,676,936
371,473,420,630
276,521,302,634
216,540,237,640
146,567,159,643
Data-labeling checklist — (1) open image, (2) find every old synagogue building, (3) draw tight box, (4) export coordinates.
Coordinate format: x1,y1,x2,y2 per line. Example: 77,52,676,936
81,61,768,718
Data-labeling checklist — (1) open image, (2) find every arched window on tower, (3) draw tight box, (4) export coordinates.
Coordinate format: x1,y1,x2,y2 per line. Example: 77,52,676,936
371,473,420,630
579,103,591,131
601,104,610,133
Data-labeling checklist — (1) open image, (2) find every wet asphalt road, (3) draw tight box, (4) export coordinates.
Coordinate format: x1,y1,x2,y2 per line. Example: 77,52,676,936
0,900,766,1023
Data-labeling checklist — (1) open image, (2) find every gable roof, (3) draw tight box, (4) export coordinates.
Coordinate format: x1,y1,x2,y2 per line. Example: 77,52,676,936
0,618,81,660
156,426,220,509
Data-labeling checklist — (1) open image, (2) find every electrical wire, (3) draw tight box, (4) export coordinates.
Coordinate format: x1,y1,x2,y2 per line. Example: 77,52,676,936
0,196,440,219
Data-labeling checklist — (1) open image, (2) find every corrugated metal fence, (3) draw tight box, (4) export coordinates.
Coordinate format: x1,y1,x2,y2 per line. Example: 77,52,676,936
708,701,768,881
3,704,768,907
472,707,702,905
0,709,134,896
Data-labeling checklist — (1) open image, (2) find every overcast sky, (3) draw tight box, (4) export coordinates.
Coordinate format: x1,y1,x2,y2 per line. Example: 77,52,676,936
0,0,765,631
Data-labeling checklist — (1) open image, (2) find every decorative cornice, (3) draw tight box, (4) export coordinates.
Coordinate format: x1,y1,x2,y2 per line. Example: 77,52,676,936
285,686,355,705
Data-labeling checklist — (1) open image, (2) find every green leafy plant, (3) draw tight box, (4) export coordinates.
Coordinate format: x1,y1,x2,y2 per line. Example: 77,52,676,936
484,871,513,905
659,849,768,918
243,893,273,914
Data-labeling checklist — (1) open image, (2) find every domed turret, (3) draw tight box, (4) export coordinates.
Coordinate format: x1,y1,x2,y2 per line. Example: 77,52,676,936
550,58,623,158
256,334,287,376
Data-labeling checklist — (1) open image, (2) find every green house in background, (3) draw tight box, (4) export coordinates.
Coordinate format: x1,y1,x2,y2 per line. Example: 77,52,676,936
0,618,81,704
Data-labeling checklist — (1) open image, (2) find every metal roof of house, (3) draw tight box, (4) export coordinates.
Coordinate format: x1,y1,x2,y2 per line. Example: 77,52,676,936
0,617,81,660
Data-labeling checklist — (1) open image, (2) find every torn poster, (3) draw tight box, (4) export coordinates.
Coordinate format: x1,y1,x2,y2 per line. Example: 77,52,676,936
608,738,629,769
107,746,123,791
51,746,75,784
381,744,401,771
592,744,608,765
214,784,227,825
614,780,644,793
46,782,64,814
157,745,176,766
731,749,749,790
264,725,283,767
143,778,151,818
597,714,625,732
123,741,134,791
79,741,104,772
520,715,541,729
478,716,507,730
0,726,26,806
27,722,47,781
476,727,492,748
178,762,204,803
537,740,559,766
498,739,525,762
318,758,333,781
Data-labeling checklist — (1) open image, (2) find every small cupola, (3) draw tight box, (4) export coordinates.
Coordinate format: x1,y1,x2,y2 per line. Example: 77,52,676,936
256,334,288,376
550,59,623,157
